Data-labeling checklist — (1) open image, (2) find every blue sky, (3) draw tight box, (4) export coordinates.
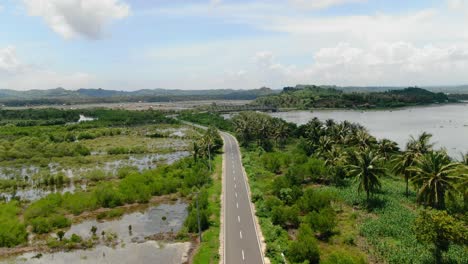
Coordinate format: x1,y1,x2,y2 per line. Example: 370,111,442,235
0,0,467,90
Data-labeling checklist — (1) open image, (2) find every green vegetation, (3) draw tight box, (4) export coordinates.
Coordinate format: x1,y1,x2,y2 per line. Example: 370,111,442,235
0,108,223,253
235,111,467,264
255,85,453,109
0,202,28,247
0,87,275,107
192,155,223,264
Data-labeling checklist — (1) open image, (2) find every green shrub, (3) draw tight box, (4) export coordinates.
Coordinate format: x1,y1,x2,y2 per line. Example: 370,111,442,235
70,234,82,243
118,173,152,203
286,224,320,264
0,202,28,247
185,209,210,233
93,183,123,208
307,207,337,239
322,250,366,264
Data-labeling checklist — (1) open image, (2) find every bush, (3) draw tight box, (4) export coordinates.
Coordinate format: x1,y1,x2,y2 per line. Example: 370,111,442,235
307,207,337,239
322,250,366,264
286,224,320,264
271,205,300,229
93,183,123,208
24,193,63,220
0,202,28,247
297,188,334,214
118,173,152,203
30,215,71,234
62,192,98,215
185,209,210,233
70,234,82,243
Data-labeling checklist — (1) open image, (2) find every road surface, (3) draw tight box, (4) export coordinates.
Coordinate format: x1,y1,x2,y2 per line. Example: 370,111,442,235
221,132,264,264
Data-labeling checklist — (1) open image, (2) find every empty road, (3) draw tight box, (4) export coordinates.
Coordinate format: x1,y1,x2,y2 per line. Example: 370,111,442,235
221,132,264,264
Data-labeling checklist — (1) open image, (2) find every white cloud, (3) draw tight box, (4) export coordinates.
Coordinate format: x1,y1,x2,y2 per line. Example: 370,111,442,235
0,46,94,90
289,0,366,9
22,0,130,39
249,42,468,87
0,47,23,73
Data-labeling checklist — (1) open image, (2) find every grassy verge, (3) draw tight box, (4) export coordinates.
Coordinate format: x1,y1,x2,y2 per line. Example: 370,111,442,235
192,155,222,264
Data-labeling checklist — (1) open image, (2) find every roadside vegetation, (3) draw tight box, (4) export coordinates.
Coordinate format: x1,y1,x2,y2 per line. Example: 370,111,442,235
228,111,467,264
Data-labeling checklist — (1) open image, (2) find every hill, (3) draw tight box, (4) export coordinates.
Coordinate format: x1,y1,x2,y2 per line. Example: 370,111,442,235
0,87,277,107
254,85,453,109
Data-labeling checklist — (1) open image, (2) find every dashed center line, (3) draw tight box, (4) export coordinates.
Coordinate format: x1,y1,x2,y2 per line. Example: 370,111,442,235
242,249,245,260
235,192,237,198
234,183,237,189
240,230,243,239
238,215,240,222
236,202,239,208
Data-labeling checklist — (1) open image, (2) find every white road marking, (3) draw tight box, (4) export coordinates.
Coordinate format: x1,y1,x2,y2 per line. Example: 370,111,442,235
240,230,243,239
242,250,245,260
235,192,237,198
236,202,239,208
234,176,236,181
234,184,237,189
238,215,240,223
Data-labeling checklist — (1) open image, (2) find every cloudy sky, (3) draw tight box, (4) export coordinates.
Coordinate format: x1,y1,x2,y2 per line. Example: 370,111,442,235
1,0,468,90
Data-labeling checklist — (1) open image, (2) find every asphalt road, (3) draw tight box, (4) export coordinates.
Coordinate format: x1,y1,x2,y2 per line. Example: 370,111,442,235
221,132,264,264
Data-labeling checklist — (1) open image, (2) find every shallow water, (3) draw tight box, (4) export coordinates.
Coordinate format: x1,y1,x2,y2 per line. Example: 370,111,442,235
65,202,187,242
1,202,189,264
0,152,190,181
0,183,86,202
270,103,468,158
0,151,190,201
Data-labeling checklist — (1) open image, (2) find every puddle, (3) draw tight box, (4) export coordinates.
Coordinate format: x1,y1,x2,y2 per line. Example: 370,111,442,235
0,201,190,264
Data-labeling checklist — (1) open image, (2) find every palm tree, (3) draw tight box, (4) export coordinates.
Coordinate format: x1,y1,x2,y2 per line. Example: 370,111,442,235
409,151,461,209
348,149,386,204
407,132,434,154
378,139,399,160
353,130,377,150
392,150,419,197
316,136,334,157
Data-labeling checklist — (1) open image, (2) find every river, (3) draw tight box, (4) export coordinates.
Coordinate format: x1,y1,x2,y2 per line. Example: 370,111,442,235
270,103,468,158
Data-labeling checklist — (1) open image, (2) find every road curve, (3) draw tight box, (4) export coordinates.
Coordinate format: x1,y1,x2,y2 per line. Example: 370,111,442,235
221,132,264,264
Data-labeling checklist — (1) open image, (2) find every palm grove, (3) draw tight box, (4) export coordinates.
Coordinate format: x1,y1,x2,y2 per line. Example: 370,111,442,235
188,111,467,264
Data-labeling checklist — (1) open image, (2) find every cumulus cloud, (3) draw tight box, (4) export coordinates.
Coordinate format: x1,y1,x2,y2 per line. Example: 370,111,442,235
0,46,94,90
23,0,130,39
250,42,468,87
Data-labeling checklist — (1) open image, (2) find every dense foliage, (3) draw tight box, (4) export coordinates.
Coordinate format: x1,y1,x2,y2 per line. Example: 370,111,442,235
235,111,467,263
255,85,452,109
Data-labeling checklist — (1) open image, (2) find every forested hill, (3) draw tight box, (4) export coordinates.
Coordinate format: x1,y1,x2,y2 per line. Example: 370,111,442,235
0,87,277,107
254,85,454,109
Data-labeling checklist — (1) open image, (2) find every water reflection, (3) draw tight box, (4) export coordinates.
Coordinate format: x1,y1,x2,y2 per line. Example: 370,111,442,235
0,202,190,264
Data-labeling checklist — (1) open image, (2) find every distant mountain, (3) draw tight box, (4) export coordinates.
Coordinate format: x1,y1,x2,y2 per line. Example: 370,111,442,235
0,87,278,107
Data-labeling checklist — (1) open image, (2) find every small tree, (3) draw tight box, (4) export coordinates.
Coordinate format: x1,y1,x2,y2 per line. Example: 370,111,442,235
57,230,65,241
414,209,467,264
90,226,97,236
